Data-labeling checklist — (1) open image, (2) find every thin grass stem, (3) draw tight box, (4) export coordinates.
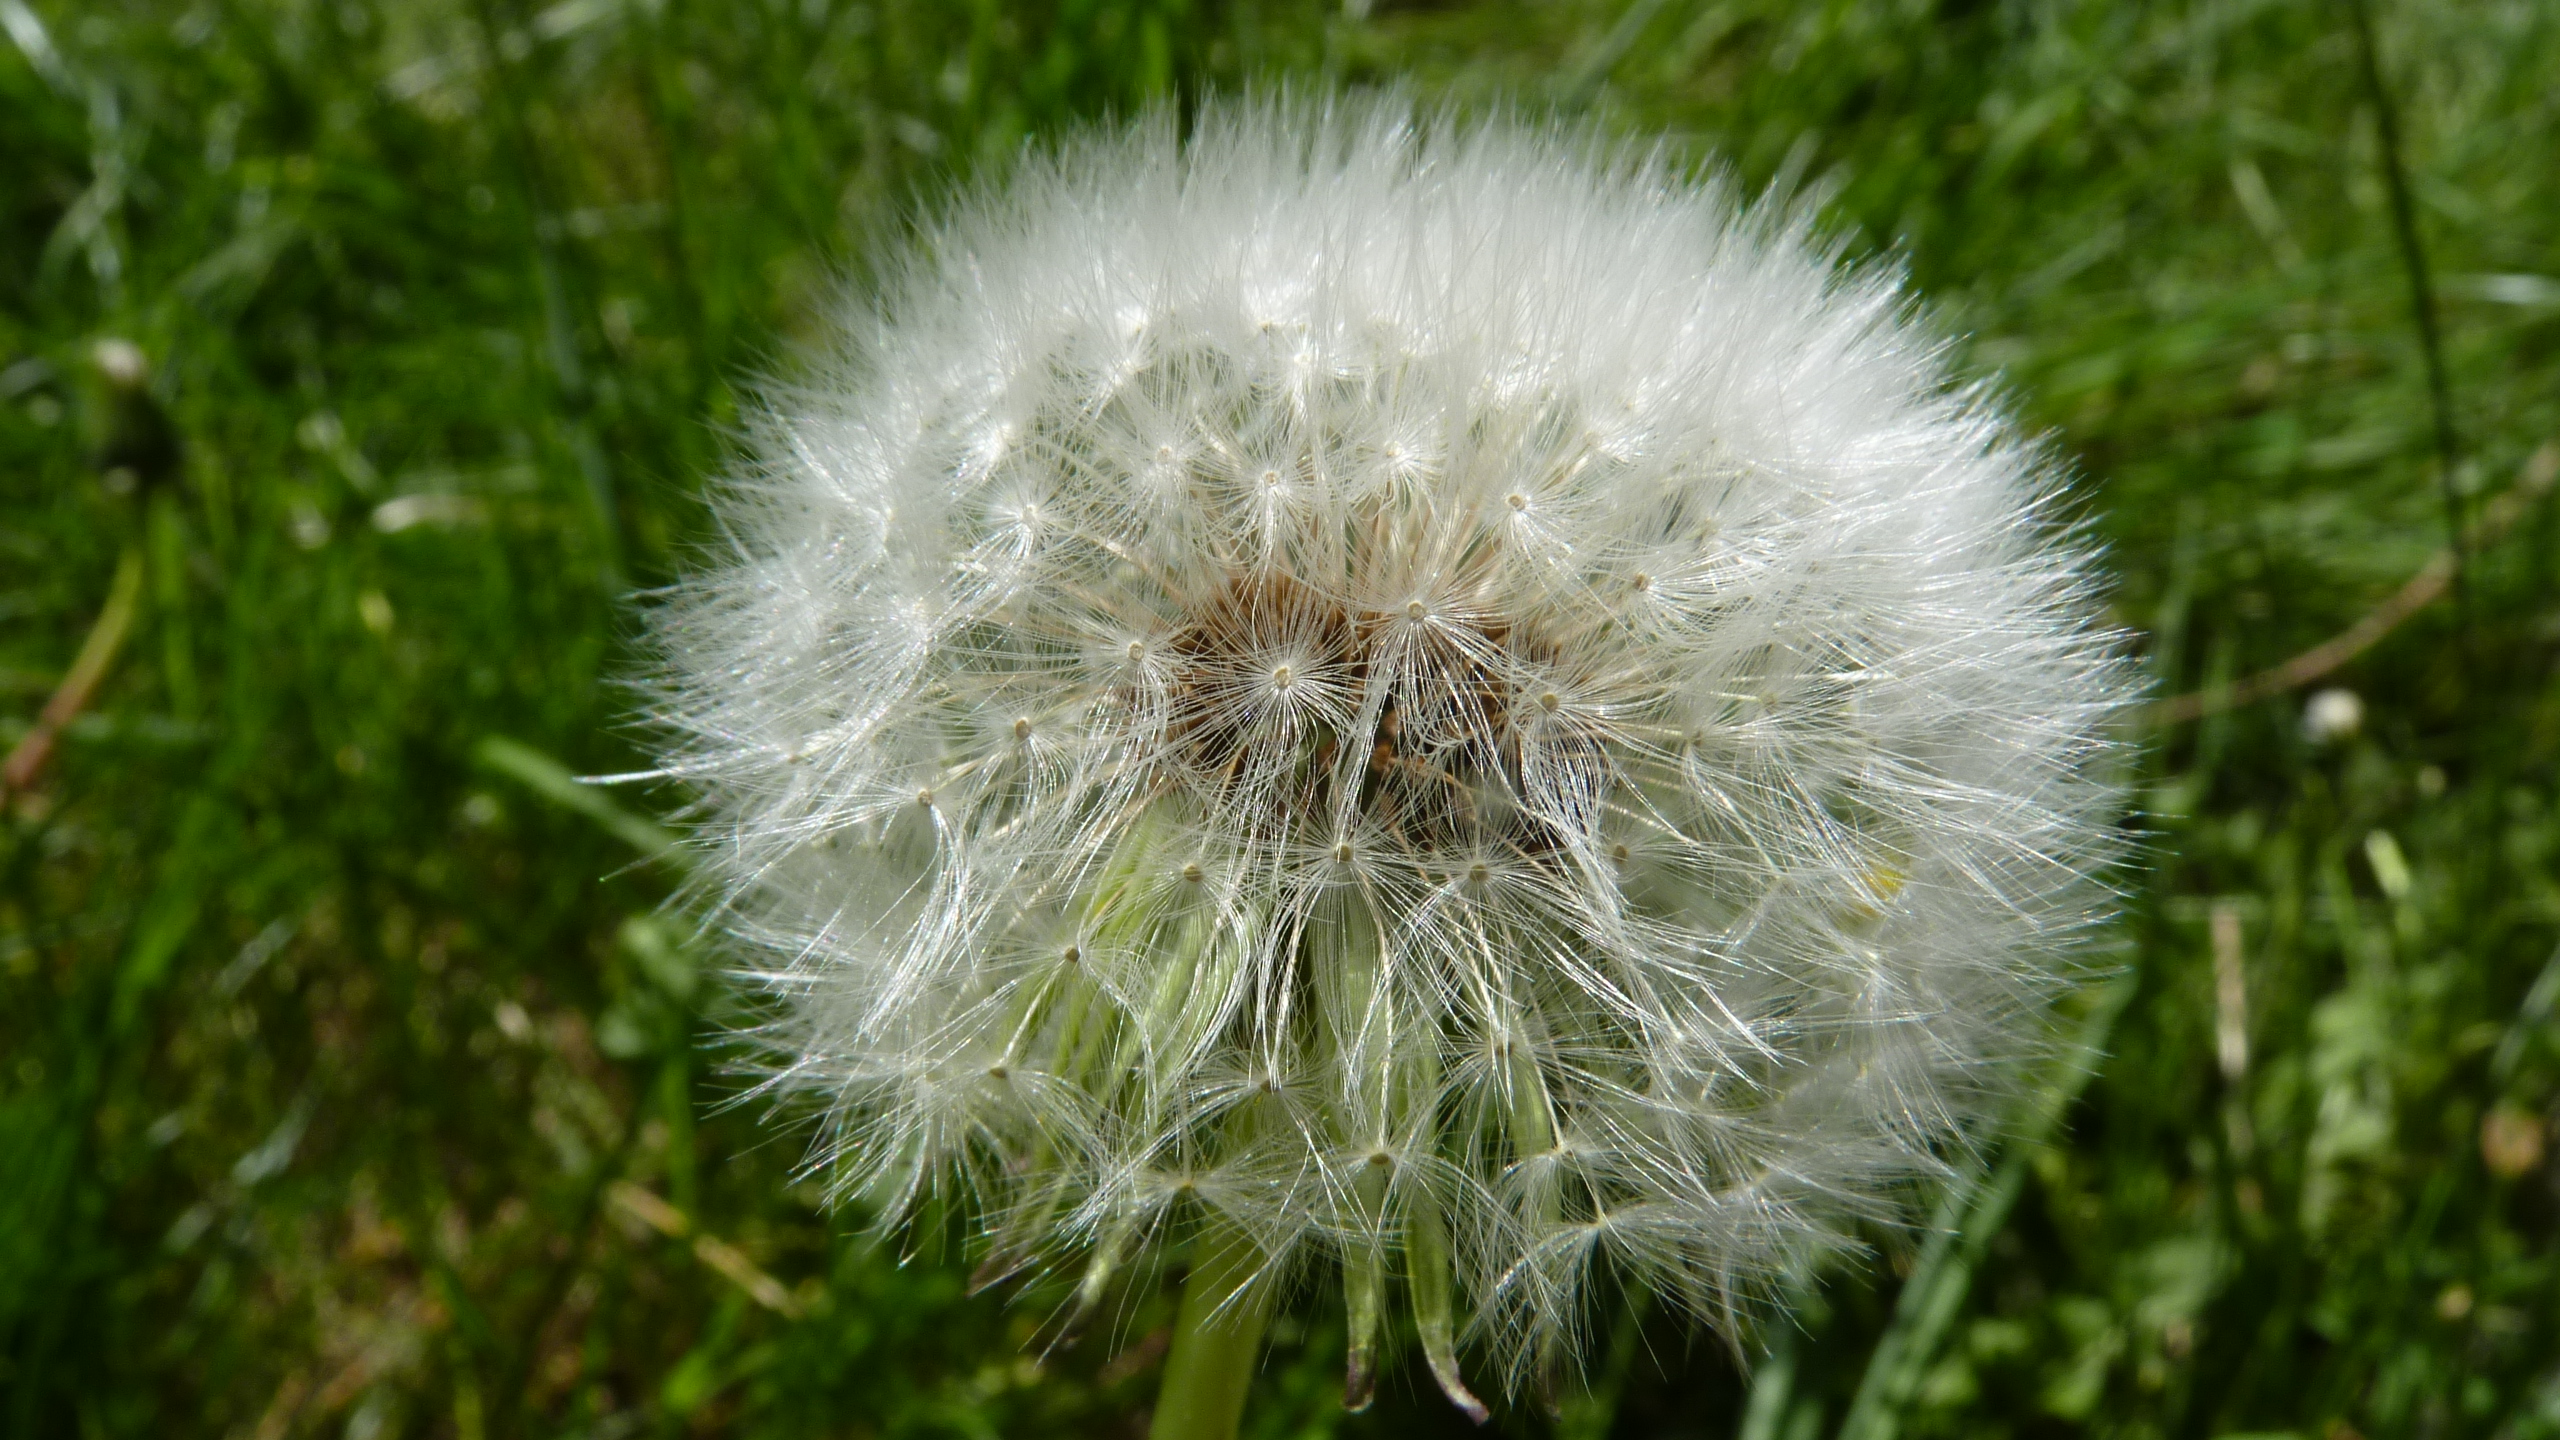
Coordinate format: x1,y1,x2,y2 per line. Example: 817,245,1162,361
2341,0,2468,642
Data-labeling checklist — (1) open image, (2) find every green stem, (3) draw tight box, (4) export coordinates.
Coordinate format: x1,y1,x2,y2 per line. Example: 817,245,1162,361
1150,1223,1275,1440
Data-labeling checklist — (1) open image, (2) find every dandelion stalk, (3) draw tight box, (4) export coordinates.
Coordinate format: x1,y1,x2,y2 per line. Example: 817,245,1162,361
645,96,2135,1422
1150,1222,1277,1440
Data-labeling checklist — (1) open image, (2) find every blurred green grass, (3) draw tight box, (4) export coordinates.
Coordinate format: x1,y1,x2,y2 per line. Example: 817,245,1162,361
4,1,2558,1436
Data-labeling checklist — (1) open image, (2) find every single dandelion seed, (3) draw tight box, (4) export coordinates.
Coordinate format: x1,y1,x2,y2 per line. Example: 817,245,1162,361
646,96,2134,1438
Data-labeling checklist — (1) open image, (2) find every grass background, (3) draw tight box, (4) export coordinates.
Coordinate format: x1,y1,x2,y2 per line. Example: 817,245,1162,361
5,0,2559,1436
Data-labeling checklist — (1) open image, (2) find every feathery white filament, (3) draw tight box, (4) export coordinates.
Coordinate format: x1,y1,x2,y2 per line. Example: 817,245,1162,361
649,98,2133,1402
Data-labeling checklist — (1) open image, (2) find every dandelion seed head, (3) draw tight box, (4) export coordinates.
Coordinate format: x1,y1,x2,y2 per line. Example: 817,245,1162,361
648,96,2135,1406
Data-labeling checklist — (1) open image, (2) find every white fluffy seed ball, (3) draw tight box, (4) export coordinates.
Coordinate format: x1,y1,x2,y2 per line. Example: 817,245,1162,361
648,97,2134,1407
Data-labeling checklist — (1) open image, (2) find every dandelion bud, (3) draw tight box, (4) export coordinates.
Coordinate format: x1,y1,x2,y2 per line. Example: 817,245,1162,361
648,98,2133,1416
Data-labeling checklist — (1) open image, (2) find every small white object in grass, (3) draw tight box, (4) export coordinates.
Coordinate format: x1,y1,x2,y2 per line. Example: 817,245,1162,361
645,97,2135,1407
91,336,149,388
2302,687,2364,744
371,493,488,532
